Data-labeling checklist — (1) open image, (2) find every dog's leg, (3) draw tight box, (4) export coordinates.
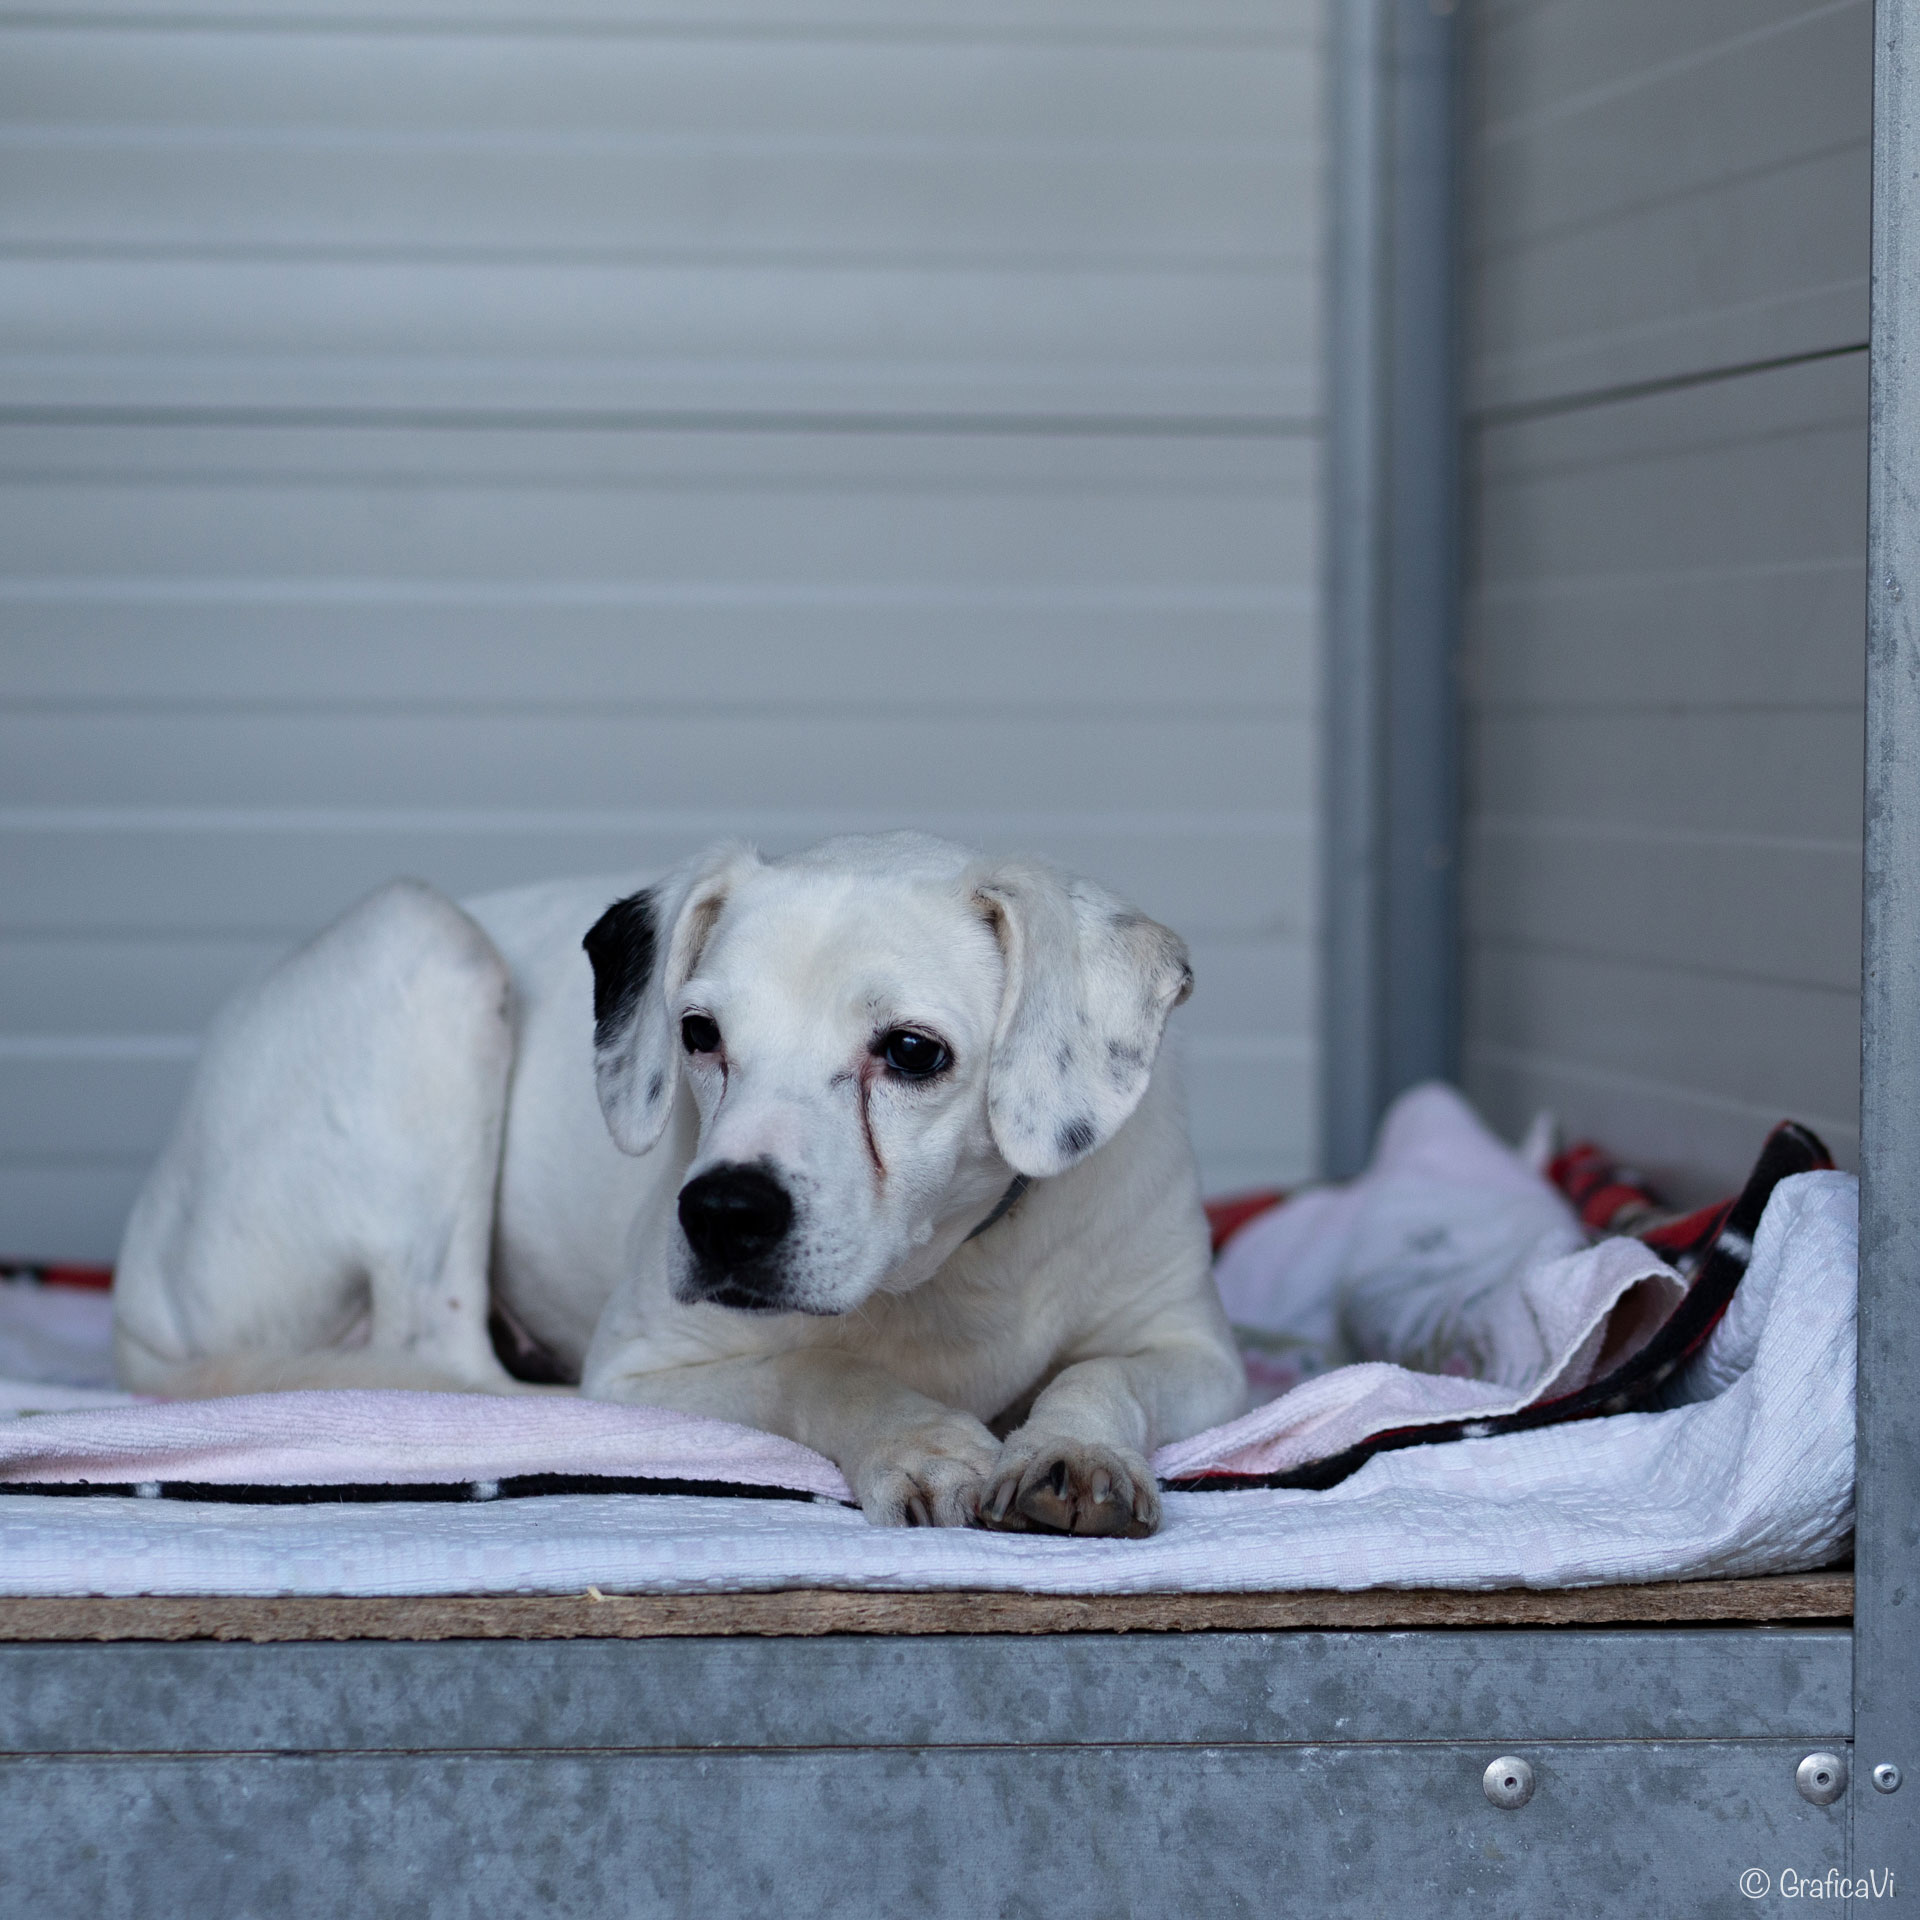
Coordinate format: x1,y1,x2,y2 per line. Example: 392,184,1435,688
979,1336,1246,1538
583,1346,1000,1526
115,880,528,1397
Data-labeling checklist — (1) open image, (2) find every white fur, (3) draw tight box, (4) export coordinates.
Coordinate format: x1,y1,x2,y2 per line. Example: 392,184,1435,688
114,833,1247,1534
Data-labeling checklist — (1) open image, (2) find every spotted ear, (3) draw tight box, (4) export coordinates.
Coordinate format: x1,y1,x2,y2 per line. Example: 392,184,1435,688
970,859,1193,1179
582,842,760,1154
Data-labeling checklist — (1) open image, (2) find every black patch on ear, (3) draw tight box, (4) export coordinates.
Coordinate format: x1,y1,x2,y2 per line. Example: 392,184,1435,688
647,1070,665,1105
1057,1116,1096,1158
582,890,657,1050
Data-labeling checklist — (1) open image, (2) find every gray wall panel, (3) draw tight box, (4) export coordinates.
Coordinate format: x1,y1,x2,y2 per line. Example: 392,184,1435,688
1472,353,1868,586
0,9,1326,1256
1464,1056,1859,1190
1473,557,1863,710
1471,710,1865,843
1470,0,1871,406
1461,4,1869,1198
11,1,1306,24
0,820,1315,938
0,11,1319,418
1464,826,1859,991
1467,947,1861,1139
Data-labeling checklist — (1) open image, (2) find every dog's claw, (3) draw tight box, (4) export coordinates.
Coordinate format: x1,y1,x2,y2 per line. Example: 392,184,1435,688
977,1436,1161,1539
854,1416,999,1528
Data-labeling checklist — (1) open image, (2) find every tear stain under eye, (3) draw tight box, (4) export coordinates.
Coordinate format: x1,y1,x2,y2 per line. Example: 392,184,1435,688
856,1058,886,1181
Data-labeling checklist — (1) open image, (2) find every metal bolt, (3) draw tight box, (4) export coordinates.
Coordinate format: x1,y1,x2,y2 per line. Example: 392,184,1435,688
1796,1752,1848,1806
1483,1756,1535,1810
1872,1762,1902,1794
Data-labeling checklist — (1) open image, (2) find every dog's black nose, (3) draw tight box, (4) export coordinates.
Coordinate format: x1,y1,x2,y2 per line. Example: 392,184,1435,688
678,1163,794,1273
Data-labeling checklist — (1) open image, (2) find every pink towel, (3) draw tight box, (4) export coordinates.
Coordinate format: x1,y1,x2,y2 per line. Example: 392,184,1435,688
0,1388,851,1502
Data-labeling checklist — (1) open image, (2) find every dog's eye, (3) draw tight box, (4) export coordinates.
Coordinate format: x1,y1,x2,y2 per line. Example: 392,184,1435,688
680,1013,721,1055
878,1029,949,1079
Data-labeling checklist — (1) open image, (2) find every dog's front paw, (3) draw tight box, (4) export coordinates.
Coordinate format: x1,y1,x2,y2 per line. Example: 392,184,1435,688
978,1434,1161,1538
852,1416,999,1527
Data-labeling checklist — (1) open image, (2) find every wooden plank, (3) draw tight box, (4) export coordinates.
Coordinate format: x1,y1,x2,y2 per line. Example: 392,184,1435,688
0,1572,1854,1642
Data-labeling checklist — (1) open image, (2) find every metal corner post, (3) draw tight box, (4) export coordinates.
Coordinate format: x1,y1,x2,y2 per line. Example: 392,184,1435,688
1321,0,1462,1179
1856,0,1920,1886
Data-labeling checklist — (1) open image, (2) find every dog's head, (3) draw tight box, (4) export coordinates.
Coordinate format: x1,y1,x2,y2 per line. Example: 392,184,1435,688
581,832,1192,1316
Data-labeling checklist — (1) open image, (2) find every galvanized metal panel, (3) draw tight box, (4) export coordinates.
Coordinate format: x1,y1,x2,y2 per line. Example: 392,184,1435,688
0,1629,1853,1754
1853,0,1920,1887
0,1741,1851,1919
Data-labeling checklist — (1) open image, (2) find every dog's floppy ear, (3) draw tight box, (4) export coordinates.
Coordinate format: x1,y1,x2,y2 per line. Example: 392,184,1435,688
582,842,760,1154
970,859,1193,1179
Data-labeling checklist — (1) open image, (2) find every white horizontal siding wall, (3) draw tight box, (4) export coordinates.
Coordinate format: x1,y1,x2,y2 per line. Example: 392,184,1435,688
1461,0,1870,1196
0,1,1325,1259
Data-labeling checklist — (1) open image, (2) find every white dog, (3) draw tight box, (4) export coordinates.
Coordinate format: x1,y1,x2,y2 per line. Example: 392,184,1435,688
114,833,1247,1535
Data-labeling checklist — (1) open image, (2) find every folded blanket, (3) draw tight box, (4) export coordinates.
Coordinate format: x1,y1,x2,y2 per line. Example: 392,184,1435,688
0,1086,1857,1594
